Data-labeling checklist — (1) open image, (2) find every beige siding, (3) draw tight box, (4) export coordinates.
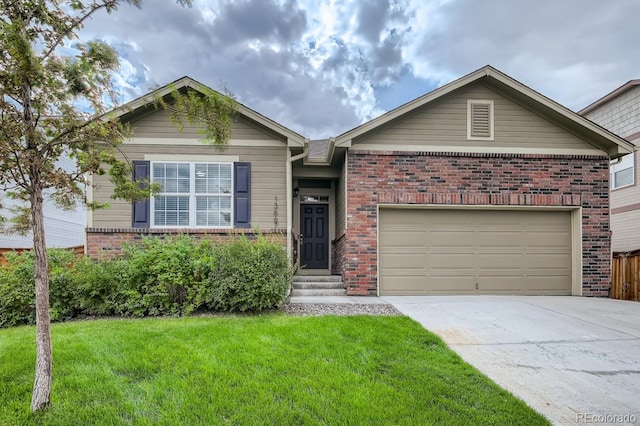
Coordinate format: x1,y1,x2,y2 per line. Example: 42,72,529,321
612,209,640,252
611,153,640,208
130,108,286,141
336,156,346,235
379,209,572,295
92,144,287,229
584,86,640,138
354,83,596,151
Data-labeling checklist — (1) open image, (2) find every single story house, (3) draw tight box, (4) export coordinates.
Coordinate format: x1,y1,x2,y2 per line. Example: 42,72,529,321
87,65,634,296
579,80,640,253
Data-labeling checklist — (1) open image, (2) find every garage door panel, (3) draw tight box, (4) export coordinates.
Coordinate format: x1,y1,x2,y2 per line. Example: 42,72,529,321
429,230,473,247
380,253,425,269
380,231,425,247
379,209,573,295
429,276,476,293
525,254,571,269
380,275,428,294
430,253,476,268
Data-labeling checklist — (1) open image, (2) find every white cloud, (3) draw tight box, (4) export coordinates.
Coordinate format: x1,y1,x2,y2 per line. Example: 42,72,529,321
77,0,640,137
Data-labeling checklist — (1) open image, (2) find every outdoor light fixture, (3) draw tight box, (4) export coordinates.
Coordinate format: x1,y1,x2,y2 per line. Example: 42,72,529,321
293,187,300,198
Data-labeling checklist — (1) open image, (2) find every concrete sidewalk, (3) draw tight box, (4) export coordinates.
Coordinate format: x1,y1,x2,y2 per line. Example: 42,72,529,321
384,296,640,425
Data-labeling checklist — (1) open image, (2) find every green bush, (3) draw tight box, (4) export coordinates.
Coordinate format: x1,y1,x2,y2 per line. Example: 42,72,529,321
115,236,213,316
208,236,292,312
0,235,292,327
72,256,127,317
0,249,80,327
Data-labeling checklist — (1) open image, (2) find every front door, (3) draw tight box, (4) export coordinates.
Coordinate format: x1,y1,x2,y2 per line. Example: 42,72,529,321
300,204,329,269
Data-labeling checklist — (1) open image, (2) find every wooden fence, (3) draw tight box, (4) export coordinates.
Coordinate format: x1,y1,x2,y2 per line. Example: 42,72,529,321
611,251,640,301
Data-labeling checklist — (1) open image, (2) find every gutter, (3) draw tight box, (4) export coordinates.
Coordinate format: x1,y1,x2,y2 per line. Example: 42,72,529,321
286,140,309,260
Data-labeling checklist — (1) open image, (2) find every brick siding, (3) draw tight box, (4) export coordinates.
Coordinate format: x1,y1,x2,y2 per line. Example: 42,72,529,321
331,231,347,276
344,151,610,296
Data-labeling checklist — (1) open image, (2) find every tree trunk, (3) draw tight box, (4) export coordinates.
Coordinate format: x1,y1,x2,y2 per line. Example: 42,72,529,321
30,183,52,412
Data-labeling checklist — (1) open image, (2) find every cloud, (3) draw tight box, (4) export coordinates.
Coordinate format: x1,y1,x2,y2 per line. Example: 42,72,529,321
210,0,307,45
77,0,640,139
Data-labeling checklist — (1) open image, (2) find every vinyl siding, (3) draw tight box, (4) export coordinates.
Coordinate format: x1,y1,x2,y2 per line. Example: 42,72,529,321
130,108,286,141
91,144,287,229
353,83,597,151
611,153,640,208
0,155,86,249
611,209,640,252
583,86,640,137
584,86,640,252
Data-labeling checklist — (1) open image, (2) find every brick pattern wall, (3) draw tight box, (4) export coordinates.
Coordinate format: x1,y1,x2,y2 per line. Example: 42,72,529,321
344,151,610,296
331,232,347,276
86,228,287,260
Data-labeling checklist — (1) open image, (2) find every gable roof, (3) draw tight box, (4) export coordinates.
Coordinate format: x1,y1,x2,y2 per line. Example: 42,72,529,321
107,76,306,147
334,65,634,158
579,80,640,116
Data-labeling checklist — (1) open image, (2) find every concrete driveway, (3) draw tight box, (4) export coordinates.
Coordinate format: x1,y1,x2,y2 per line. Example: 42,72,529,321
382,296,640,425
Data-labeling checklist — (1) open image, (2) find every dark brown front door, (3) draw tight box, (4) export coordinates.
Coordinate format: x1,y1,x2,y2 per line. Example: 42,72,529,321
300,204,329,269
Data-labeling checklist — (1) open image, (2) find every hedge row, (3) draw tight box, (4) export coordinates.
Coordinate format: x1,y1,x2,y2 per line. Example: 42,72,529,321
0,235,293,328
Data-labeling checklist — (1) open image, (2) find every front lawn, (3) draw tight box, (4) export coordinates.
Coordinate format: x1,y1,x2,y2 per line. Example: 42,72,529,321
0,315,549,425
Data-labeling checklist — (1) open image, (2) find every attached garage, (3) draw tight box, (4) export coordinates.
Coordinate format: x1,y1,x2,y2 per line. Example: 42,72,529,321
379,208,574,295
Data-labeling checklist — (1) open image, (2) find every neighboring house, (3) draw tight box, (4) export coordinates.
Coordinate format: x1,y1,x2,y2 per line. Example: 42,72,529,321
0,155,86,249
88,66,633,297
579,81,640,253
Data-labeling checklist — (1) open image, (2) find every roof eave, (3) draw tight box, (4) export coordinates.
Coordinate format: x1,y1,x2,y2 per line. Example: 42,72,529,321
579,80,640,115
335,65,633,157
105,76,306,146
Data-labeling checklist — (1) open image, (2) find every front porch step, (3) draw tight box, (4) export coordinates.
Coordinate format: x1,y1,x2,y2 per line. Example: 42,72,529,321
293,275,343,283
291,275,346,297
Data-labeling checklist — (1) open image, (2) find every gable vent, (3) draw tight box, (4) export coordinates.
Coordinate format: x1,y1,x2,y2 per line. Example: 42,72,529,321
467,100,494,140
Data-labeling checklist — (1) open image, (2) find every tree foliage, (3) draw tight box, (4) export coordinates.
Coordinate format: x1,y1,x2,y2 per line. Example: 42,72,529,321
0,0,236,412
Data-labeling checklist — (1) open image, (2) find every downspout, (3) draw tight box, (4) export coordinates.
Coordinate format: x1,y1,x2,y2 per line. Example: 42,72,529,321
286,140,309,261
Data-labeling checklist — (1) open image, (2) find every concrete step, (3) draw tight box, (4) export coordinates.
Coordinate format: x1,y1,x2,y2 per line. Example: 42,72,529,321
293,275,343,283
290,288,348,297
292,281,345,290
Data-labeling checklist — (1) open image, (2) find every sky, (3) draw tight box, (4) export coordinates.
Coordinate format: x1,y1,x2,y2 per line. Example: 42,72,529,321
80,0,640,139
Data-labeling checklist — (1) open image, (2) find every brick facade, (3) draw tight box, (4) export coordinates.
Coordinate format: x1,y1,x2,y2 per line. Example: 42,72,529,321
343,151,611,296
86,228,287,260
331,232,347,276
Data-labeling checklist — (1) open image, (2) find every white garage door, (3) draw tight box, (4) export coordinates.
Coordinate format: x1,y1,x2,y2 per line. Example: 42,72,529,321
379,209,572,295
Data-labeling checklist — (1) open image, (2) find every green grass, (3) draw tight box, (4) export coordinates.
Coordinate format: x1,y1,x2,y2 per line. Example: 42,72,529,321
0,315,549,425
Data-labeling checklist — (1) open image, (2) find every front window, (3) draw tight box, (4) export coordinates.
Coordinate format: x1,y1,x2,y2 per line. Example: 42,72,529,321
610,153,635,190
151,162,232,227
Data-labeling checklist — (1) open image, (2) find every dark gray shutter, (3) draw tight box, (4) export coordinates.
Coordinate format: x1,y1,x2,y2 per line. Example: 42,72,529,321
132,161,150,228
233,162,251,228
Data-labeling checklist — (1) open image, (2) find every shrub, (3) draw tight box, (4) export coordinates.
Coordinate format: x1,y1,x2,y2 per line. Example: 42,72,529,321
208,235,292,312
0,234,293,327
0,249,80,327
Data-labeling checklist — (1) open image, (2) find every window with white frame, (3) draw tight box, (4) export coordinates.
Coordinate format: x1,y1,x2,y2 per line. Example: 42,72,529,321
610,153,635,190
151,162,232,227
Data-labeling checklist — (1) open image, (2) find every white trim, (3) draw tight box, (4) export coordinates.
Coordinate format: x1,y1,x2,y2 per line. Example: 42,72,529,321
376,204,582,296
150,161,234,229
144,154,240,162
467,99,494,141
610,152,635,189
126,137,284,147
344,153,348,232
571,208,583,296
350,144,606,156
286,149,292,260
